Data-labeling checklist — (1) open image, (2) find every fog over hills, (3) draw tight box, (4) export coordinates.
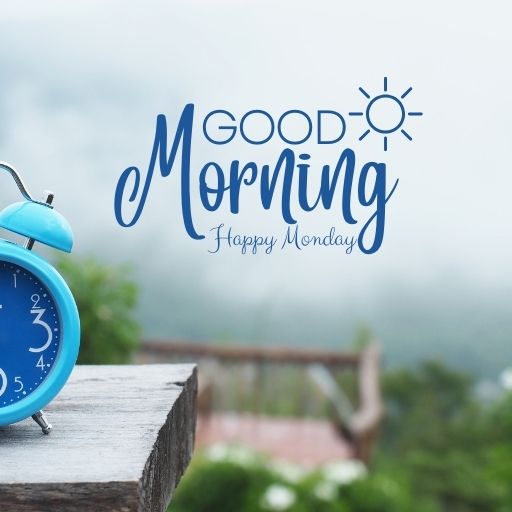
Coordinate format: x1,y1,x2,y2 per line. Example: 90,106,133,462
0,1,511,377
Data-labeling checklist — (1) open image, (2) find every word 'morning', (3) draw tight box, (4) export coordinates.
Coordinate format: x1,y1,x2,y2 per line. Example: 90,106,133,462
114,104,399,254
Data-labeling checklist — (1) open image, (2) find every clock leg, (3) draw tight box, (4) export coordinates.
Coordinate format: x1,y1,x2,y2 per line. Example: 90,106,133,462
32,410,53,434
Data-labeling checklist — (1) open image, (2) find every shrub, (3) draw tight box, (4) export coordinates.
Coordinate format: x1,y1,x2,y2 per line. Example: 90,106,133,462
169,446,434,512
57,256,140,364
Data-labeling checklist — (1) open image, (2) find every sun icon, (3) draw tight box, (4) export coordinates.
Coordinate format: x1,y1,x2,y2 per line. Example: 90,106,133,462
349,77,423,151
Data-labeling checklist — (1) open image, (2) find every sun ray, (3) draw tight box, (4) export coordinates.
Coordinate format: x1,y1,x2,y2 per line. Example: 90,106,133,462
401,129,412,141
359,129,370,141
401,87,412,99
351,78,421,150
359,87,370,99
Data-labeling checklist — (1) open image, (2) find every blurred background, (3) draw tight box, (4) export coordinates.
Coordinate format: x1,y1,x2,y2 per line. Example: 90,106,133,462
1,1,512,511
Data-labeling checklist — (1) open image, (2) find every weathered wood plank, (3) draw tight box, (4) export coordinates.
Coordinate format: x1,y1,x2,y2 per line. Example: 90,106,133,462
0,364,197,512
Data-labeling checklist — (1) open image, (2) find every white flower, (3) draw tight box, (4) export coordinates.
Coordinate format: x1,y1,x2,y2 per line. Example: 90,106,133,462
322,459,367,485
204,443,230,462
260,484,296,511
500,368,512,391
268,460,307,483
204,443,256,467
313,480,338,501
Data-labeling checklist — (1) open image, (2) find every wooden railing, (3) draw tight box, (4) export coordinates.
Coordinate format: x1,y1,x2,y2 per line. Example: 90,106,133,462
141,339,360,366
139,340,384,464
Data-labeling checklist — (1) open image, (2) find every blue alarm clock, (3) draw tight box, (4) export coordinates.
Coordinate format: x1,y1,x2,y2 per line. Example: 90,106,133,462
0,162,80,434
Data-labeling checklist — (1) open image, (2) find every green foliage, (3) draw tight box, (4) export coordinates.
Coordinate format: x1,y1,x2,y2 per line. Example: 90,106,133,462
56,256,140,364
338,473,439,512
352,324,374,350
380,361,512,512
171,460,273,512
381,360,476,454
170,451,437,512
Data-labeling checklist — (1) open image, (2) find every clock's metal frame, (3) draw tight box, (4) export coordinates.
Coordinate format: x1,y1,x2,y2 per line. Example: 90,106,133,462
0,162,80,432
0,241,80,428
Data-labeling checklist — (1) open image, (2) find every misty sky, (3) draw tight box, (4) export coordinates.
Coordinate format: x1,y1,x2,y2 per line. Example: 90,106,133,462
0,1,510,372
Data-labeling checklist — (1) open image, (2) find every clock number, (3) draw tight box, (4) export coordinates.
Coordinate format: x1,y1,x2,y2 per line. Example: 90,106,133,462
28,309,53,353
14,376,24,393
0,368,6,397
31,294,41,309
13,273,17,288
36,355,45,371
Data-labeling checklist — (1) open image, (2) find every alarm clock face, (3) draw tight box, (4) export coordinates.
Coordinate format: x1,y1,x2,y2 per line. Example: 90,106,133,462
0,261,61,408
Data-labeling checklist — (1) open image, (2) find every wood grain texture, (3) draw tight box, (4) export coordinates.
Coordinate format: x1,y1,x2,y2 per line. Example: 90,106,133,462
0,364,197,512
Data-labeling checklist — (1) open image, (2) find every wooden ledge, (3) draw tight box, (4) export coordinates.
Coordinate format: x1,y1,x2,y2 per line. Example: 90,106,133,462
0,364,198,512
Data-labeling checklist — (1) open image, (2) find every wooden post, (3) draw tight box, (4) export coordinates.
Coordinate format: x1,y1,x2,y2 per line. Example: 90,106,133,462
0,364,197,512
349,344,384,464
